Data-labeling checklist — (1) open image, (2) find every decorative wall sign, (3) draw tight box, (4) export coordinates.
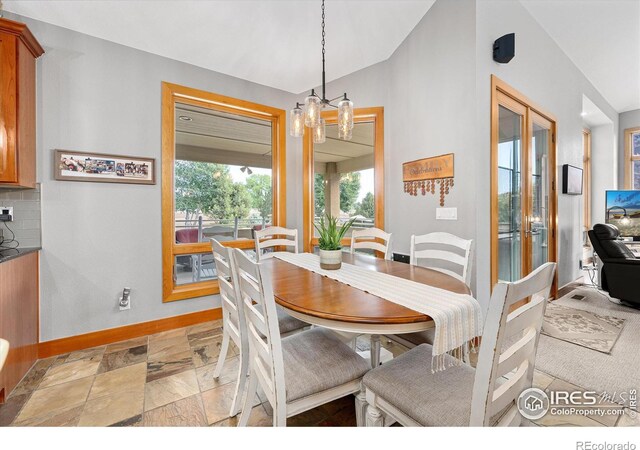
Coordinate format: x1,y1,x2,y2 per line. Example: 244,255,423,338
403,153,454,206
54,150,156,185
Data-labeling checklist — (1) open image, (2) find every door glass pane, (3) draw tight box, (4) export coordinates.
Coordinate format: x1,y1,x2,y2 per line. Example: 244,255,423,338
497,105,523,282
531,122,550,271
313,122,375,247
173,102,272,248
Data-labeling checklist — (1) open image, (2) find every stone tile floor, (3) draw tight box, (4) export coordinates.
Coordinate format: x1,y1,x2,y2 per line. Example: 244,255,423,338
0,320,637,427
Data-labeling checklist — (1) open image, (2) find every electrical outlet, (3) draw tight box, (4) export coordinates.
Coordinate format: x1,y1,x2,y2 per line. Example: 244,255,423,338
436,207,457,220
119,287,131,311
0,206,13,222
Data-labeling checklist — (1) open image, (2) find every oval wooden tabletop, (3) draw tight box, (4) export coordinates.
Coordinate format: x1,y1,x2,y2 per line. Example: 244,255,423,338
261,253,471,325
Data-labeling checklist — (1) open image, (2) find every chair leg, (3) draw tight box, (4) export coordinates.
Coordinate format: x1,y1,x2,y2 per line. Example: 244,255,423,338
272,403,287,427
229,346,249,417
365,390,384,427
366,404,384,427
213,331,230,379
354,384,367,427
238,370,258,427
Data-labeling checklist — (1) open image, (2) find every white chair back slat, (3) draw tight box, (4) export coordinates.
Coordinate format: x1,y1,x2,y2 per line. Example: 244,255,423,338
410,233,473,286
255,226,299,261
503,298,546,340
211,239,245,347
469,262,556,427
232,248,287,415
411,249,467,266
489,364,529,416
494,328,537,379
350,228,392,260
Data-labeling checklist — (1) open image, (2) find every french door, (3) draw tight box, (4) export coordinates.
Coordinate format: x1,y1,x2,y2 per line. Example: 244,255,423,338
491,76,557,294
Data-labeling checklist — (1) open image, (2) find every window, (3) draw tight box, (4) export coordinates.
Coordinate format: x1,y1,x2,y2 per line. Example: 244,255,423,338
624,127,640,190
583,129,591,231
162,83,286,302
302,108,384,252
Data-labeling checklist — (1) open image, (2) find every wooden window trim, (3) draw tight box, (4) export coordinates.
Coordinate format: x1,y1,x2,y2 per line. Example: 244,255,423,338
624,126,640,189
490,75,558,298
161,82,286,302
583,129,591,231
302,107,384,252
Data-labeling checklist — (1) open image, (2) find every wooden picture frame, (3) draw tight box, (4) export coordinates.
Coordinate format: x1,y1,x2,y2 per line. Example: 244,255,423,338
54,149,156,185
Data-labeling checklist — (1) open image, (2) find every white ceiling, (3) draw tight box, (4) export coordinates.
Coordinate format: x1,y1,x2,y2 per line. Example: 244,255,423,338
5,0,638,112
520,0,640,113
3,0,435,94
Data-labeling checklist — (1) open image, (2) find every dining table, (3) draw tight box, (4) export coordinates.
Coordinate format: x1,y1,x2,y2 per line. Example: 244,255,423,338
261,252,472,367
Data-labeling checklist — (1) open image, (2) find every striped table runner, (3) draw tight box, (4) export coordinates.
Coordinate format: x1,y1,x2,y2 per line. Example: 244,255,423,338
273,252,483,372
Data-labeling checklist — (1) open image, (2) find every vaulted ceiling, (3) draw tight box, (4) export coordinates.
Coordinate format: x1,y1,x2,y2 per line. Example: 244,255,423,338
4,0,638,112
3,0,435,94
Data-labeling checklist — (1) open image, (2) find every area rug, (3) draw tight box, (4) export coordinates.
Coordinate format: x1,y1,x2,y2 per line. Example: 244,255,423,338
535,287,640,398
541,303,625,354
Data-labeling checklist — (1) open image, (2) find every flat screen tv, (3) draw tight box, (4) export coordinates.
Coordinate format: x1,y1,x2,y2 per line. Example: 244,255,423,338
562,164,583,195
605,190,640,239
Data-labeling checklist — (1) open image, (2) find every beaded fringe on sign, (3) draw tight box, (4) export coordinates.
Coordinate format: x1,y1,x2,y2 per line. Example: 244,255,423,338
403,178,454,207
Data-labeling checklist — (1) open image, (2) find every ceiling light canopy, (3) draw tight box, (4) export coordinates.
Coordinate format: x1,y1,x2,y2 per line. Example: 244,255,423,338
290,0,354,144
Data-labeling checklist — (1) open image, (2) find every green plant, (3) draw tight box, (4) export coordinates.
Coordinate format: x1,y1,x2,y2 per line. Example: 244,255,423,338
314,215,356,251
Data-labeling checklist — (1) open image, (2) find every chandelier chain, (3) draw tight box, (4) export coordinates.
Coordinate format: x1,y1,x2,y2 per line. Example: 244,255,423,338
321,0,326,101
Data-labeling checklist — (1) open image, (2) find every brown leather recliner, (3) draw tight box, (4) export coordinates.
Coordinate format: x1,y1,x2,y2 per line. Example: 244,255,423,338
588,223,640,307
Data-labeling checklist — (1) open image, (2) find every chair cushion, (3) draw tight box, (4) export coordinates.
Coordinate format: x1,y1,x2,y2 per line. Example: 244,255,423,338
400,329,436,347
592,224,636,259
282,328,370,402
276,306,307,334
363,344,474,426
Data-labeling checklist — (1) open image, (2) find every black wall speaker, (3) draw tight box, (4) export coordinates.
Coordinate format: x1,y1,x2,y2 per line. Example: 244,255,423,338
493,33,515,63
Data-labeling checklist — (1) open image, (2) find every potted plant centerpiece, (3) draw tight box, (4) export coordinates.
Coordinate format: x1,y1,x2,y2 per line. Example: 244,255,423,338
314,215,356,270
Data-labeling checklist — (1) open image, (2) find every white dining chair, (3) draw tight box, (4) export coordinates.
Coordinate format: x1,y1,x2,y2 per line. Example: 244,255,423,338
363,262,556,427
388,233,474,350
210,240,307,418
0,339,9,373
410,232,473,286
232,248,370,427
350,228,392,260
210,239,249,417
254,226,298,262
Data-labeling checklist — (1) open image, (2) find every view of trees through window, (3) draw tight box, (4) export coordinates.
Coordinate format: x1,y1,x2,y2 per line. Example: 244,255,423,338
172,101,273,285
175,161,272,241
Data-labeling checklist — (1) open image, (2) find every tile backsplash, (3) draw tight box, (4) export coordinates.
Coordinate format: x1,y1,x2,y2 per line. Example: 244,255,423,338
0,184,41,248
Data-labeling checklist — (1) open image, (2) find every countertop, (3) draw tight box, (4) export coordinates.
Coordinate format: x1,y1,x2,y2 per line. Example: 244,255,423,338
0,246,41,264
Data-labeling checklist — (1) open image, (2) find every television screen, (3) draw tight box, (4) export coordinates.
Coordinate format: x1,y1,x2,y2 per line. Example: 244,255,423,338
605,190,640,238
562,164,583,195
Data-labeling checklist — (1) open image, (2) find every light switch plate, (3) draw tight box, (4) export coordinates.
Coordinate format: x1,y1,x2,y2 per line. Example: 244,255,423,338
436,207,457,220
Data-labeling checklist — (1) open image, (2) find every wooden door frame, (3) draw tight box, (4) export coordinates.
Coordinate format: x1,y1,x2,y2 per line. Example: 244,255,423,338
302,107,384,252
490,75,558,297
161,82,287,302
583,129,592,231
624,126,640,189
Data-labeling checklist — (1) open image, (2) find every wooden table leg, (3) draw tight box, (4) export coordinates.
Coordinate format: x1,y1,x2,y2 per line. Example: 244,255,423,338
370,334,381,368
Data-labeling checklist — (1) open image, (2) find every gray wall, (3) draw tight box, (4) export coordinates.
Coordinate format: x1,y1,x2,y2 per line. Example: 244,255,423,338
474,0,618,305
326,0,619,311
619,109,640,187
8,0,625,339
8,12,299,341
0,184,41,248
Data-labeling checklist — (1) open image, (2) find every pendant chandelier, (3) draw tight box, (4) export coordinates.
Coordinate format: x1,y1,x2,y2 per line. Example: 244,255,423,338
289,0,354,144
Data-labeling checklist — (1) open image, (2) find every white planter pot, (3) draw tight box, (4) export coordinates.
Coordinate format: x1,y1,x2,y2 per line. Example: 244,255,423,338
319,249,342,270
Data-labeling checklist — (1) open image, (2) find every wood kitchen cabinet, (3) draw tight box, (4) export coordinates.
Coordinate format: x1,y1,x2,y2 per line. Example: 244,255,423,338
0,251,39,403
0,17,44,188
